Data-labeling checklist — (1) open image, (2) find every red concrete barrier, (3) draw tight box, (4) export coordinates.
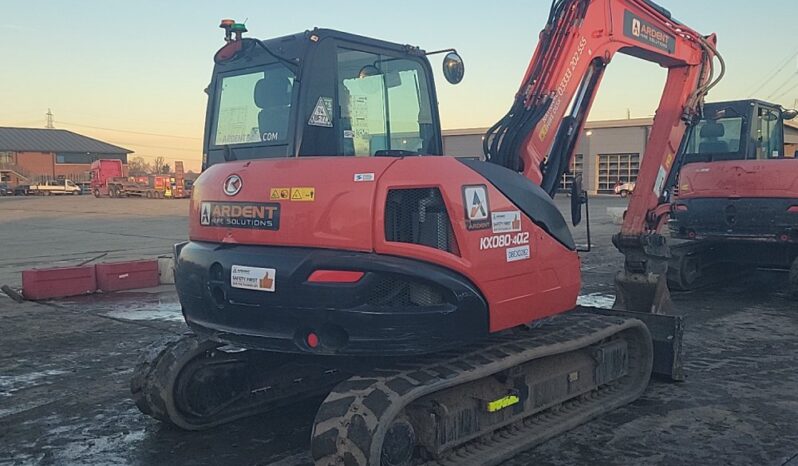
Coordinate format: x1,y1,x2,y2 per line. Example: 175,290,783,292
22,266,97,300
96,259,160,292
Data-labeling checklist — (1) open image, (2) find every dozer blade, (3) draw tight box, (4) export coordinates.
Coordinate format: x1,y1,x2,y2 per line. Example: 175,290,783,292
613,270,673,315
610,272,683,381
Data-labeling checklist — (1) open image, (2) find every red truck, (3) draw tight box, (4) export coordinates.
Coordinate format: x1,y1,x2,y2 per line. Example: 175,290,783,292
90,159,164,198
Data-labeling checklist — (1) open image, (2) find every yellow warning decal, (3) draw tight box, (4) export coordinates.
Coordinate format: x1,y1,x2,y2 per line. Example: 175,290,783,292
665,152,674,169
486,394,520,413
270,188,291,201
290,187,315,202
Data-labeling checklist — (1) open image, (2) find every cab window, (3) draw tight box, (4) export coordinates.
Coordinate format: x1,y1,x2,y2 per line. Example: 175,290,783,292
336,48,435,156
684,117,743,162
212,64,295,146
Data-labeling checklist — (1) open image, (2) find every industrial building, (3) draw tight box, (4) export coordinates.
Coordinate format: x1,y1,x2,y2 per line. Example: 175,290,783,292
444,118,798,194
0,127,131,186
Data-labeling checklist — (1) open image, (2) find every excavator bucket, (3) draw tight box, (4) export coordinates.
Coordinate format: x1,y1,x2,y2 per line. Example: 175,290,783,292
608,271,684,381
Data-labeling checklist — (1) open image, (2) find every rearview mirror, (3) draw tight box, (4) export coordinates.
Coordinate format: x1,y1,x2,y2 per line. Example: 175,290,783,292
358,65,382,79
442,52,465,84
784,109,798,120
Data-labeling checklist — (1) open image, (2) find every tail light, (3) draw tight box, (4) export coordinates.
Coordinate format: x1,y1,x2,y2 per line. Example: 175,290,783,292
307,270,364,283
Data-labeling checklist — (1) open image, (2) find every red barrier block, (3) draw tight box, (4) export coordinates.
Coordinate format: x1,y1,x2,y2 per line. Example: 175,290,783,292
22,266,97,300
96,260,160,292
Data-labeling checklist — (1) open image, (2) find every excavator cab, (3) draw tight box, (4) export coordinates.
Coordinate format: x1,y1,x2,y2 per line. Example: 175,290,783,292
680,100,796,164
203,25,464,169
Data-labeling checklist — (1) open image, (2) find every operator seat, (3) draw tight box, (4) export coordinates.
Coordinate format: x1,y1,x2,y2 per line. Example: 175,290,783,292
698,121,729,155
254,72,293,142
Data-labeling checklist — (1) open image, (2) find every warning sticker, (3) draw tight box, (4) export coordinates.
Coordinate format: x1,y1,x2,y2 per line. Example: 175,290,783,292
290,187,315,202
463,185,490,230
231,265,276,292
308,97,334,128
270,187,291,201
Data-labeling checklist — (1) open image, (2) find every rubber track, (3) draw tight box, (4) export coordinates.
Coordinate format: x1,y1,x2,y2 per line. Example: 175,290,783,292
667,241,748,291
311,312,652,466
131,334,225,429
132,334,353,431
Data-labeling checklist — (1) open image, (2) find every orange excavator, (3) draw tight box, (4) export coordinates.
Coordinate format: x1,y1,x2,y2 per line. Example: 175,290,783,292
132,1,722,464
666,99,798,293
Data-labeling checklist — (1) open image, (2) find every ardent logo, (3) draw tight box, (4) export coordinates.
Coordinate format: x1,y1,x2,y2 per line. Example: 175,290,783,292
632,18,641,37
223,174,242,196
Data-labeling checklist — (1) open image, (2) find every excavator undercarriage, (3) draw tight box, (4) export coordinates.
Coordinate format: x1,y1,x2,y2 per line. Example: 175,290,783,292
133,311,655,465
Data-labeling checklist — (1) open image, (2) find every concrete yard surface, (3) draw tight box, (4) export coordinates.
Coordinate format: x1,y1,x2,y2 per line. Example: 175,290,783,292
1,195,797,465
0,196,188,288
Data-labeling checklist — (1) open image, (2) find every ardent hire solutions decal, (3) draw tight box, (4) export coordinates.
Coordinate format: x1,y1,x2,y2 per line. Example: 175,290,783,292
200,202,280,230
623,10,675,53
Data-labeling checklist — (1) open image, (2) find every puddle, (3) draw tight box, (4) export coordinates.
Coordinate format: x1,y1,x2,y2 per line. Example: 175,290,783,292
59,293,184,323
577,292,616,308
104,301,183,322
0,370,69,396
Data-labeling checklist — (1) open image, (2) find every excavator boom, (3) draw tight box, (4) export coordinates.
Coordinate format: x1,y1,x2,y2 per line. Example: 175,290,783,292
486,0,722,313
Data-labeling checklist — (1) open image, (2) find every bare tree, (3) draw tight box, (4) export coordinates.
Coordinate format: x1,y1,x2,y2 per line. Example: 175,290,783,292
152,156,167,174
128,157,152,176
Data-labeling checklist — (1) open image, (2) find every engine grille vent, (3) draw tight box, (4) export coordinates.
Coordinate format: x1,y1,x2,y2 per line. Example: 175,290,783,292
385,188,457,254
364,276,445,307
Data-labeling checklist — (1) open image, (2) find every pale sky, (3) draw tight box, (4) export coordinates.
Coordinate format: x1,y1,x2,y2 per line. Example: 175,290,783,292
2,0,797,171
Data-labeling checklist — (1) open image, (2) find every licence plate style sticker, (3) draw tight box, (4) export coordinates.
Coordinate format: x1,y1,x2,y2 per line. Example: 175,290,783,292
491,210,522,233
200,202,280,230
506,245,531,262
231,265,276,292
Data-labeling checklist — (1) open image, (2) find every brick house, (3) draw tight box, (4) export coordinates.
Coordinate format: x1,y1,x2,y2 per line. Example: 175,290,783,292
0,127,132,186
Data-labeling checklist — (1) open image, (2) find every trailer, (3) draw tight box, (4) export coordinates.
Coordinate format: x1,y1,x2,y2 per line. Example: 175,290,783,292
91,159,164,198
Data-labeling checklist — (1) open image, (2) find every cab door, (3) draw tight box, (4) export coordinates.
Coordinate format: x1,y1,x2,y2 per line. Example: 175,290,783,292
753,104,784,159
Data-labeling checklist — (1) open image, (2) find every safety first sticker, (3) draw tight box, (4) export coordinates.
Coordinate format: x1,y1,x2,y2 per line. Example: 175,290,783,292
270,187,316,202
463,185,490,230
231,265,276,292
491,210,522,233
